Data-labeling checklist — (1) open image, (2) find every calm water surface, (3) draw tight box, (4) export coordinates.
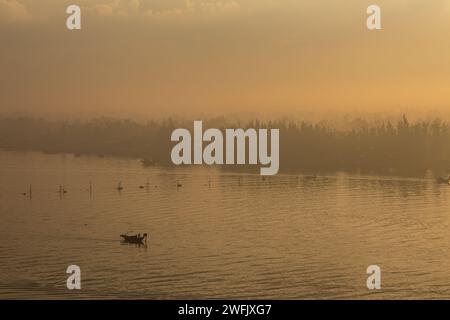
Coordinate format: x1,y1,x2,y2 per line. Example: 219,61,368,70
1,150,450,299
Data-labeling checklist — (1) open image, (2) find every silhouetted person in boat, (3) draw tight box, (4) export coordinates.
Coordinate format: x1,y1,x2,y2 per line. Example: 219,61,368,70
120,233,148,244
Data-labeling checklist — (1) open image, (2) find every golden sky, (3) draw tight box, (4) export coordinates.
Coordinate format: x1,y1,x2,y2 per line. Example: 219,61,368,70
1,0,450,119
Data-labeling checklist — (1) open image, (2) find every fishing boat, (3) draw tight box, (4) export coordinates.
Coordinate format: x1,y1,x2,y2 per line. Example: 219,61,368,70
120,232,148,244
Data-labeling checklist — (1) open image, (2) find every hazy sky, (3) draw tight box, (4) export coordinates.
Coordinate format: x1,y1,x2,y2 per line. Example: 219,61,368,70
1,0,450,119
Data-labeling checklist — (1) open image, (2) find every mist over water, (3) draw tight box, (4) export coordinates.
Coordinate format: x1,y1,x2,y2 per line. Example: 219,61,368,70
3,115,450,176
1,150,450,299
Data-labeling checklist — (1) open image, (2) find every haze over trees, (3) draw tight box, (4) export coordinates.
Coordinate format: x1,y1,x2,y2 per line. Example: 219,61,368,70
1,115,449,176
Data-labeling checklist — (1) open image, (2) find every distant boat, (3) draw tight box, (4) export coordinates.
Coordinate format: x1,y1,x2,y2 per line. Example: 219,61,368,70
436,177,450,185
141,158,156,167
117,181,124,191
120,233,147,244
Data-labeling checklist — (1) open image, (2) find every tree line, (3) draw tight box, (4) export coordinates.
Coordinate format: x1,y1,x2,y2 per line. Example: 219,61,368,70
1,115,449,176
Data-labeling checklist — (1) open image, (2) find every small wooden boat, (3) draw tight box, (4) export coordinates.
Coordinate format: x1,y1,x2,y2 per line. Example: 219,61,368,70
120,233,147,244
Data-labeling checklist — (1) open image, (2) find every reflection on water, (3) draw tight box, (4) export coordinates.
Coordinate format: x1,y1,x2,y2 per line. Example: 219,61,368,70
1,150,450,299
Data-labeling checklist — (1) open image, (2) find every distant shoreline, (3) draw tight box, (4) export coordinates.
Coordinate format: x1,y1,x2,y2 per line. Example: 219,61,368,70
1,116,449,178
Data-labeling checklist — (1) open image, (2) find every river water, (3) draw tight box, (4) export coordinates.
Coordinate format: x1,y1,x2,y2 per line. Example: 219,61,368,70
0,150,449,299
